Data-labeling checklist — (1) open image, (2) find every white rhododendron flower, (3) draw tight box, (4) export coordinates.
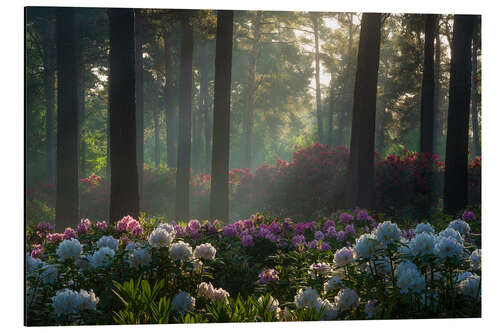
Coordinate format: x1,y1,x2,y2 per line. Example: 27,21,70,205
308,262,332,279
375,221,401,245
470,249,481,270
334,247,354,267
40,263,58,285
148,228,174,248
26,253,43,274
409,232,436,256
335,288,359,311
197,282,229,303
364,300,380,319
125,242,142,252
169,241,193,261
193,243,216,260
324,274,344,293
171,291,195,314
158,223,176,235
97,235,119,251
415,222,435,235
438,228,464,244
316,298,337,320
257,295,280,313
52,288,99,315
395,260,418,277
354,233,379,259
396,266,425,294
448,219,471,236
458,274,480,301
90,247,115,268
434,236,463,259
128,247,152,268
56,238,82,261
294,287,321,309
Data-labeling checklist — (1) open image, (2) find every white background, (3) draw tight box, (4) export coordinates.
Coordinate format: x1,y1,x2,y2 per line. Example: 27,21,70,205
2,0,498,331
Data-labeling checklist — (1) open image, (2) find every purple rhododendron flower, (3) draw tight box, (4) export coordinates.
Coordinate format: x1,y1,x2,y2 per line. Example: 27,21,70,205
31,244,42,258
326,226,336,237
241,234,254,247
339,213,354,223
357,210,370,221
314,230,325,240
96,221,107,231
174,225,186,236
462,211,476,221
188,219,201,231
336,230,346,242
345,224,355,234
268,221,281,234
64,228,76,240
320,241,331,251
291,234,306,247
258,268,279,284
323,220,335,231
243,219,254,229
223,224,238,238
307,240,318,249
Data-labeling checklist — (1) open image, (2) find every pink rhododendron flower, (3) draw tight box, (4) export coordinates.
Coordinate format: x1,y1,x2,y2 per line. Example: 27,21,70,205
31,244,42,258
96,221,107,231
258,268,279,284
462,211,476,221
64,228,76,239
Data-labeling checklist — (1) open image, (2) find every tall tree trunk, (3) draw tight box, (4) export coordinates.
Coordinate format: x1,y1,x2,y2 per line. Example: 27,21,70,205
135,9,144,195
335,14,355,148
443,15,474,215
199,41,211,173
192,83,201,174
210,10,233,223
153,79,161,169
243,11,262,169
327,72,335,146
79,72,86,178
42,21,56,185
312,13,323,144
55,8,80,231
175,12,194,221
346,13,381,210
470,17,481,158
106,80,110,178
164,27,177,169
433,17,442,155
420,14,437,154
108,8,139,223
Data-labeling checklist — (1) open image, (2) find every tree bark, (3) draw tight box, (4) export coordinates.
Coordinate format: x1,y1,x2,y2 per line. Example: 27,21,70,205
210,10,233,223
433,17,442,155
470,17,481,158
163,27,177,169
443,15,474,214
153,78,161,169
135,9,144,194
327,72,335,146
192,81,201,174
199,41,211,173
420,14,437,154
312,13,324,144
243,11,262,169
108,8,140,223
346,13,381,210
55,8,80,231
42,21,56,185
175,12,194,221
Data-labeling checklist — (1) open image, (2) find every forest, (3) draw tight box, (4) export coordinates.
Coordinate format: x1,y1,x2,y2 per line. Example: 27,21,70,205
25,7,481,325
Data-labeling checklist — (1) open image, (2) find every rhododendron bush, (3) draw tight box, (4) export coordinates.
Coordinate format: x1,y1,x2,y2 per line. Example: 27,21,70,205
25,209,481,325
26,145,481,224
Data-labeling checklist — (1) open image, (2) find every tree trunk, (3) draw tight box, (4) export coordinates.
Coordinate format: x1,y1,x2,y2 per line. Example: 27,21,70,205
443,15,474,215
420,14,437,154
79,71,86,178
327,72,335,146
164,27,177,169
346,13,381,210
175,12,194,221
470,17,481,158
243,11,262,169
135,9,144,194
433,17,442,155
312,14,323,144
108,8,140,223
42,21,56,185
199,41,211,173
210,10,233,223
153,78,161,169
55,8,80,231
335,14,355,148
192,82,201,174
